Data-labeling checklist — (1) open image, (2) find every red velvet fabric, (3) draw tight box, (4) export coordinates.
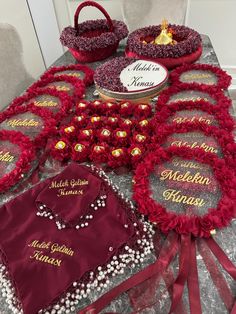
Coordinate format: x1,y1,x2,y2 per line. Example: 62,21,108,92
125,45,203,70
69,42,118,63
0,163,136,314
36,165,102,225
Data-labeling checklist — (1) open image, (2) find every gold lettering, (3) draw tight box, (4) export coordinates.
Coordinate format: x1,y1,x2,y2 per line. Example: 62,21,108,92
66,72,80,77
172,116,212,125
50,243,74,256
7,119,39,127
70,178,89,188
35,100,58,107
30,250,61,267
170,140,218,153
0,151,14,163
49,180,69,189
57,188,84,197
172,97,209,103
160,169,210,185
163,189,205,207
53,85,70,91
28,240,51,249
172,158,203,169
183,73,213,80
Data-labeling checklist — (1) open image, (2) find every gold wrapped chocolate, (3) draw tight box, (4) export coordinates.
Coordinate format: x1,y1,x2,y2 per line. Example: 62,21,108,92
76,116,84,122
55,141,66,150
74,143,84,152
136,134,146,142
121,102,129,108
64,126,75,133
101,129,111,136
78,102,86,108
116,131,127,138
108,117,118,123
139,119,148,127
94,100,101,105
91,116,101,123
82,129,92,136
107,102,114,108
131,147,142,156
94,145,105,153
112,148,123,157
123,119,132,125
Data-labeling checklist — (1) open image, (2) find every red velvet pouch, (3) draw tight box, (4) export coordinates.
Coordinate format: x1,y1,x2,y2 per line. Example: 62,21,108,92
0,163,148,314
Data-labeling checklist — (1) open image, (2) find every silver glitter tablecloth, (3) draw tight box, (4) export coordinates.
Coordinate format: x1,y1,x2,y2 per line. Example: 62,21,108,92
0,35,235,314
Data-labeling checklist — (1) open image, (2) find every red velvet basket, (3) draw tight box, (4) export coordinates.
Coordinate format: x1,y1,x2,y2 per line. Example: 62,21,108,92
125,24,202,69
60,1,128,63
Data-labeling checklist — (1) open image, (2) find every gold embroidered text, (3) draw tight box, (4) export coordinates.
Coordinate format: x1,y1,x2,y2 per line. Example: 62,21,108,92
163,189,205,207
160,169,210,185
7,119,39,127
0,151,14,163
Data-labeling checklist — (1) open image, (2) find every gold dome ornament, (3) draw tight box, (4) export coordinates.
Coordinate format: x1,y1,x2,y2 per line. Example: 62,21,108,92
123,119,132,125
76,116,84,122
82,129,92,136
136,134,146,142
108,117,118,123
116,131,127,138
101,129,111,136
94,145,105,153
74,143,85,152
139,104,148,110
55,141,66,150
121,102,129,108
107,102,114,108
139,119,149,127
78,102,87,108
112,148,124,157
93,100,101,106
154,19,176,45
91,116,101,123
64,126,75,133
131,147,142,156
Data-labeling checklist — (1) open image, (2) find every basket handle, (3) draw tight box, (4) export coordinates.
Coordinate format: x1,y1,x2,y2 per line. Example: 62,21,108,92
74,0,114,32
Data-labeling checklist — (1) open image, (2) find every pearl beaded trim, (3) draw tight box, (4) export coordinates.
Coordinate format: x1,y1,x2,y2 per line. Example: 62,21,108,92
36,194,107,231
0,165,155,314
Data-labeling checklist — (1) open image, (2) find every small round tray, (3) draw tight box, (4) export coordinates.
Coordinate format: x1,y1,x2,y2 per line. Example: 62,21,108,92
94,57,169,103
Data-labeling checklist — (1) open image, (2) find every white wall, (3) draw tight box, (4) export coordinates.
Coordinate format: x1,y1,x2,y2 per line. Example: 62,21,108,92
27,0,64,68
0,0,45,79
53,0,236,69
186,0,236,68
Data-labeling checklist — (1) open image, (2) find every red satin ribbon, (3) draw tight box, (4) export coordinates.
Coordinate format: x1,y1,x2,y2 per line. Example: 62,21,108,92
79,234,236,314
78,232,179,314
168,234,191,314
128,230,187,314
205,238,236,281
198,239,234,311
187,239,202,314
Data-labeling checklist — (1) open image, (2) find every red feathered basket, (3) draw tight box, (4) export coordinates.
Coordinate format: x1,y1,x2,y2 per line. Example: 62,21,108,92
60,1,128,63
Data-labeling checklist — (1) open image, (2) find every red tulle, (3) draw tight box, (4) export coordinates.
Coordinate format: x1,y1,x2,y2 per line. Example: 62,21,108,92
41,64,94,86
153,99,235,132
170,63,232,90
0,130,35,193
133,145,236,237
0,103,57,149
156,84,232,110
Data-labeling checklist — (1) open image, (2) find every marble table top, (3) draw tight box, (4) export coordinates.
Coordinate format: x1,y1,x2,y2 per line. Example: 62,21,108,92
0,35,235,314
